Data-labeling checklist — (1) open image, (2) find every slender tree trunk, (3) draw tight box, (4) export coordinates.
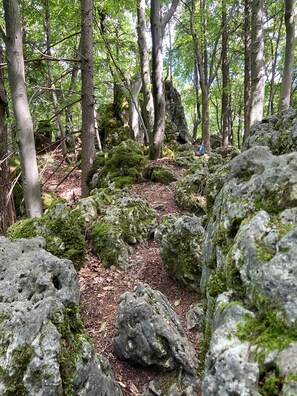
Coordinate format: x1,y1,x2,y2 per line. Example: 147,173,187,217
190,0,211,153
128,77,143,143
243,0,251,140
0,44,16,233
267,18,282,115
279,0,295,111
3,0,43,218
250,0,265,128
44,0,69,162
193,62,201,141
150,0,165,159
221,0,229,147
81,0,95,197
137,0,154,149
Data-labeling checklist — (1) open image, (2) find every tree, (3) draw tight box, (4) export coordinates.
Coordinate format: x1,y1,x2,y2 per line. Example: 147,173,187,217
279,0,295,111
81,0,95,197
249,0,265,128
0,43,16,233
2,0,43,218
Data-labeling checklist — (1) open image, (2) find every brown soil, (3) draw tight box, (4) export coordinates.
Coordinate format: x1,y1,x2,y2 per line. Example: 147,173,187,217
41,152,203,396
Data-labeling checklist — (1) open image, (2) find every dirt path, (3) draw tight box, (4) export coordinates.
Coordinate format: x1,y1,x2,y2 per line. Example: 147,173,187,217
42,154,202,395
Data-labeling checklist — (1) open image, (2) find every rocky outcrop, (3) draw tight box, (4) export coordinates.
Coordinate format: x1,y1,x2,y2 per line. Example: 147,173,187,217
7,204,86,268
113,283,198,377
90,191,157,269
243,107,297,155
155,214,205,292
0,237,122,395
164,80,192,144
201,144,297,395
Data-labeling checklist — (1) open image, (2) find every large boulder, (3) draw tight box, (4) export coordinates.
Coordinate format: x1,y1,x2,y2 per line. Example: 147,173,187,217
243,107,297,155
7,204,86,268
155,214,205,292
201,145,297,395
113,282,198,377
0,237,122,395
90,191,157,269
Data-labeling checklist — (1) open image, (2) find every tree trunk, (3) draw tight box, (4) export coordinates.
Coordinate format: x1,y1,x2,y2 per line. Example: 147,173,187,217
250,0,265,128
150,0,166,159
137,0,154,149
3,0,43,218
81,0,95,197
221,0,229,147
44,0,69,162
279,0,295,111
129,77,143,143
243,0,251,140
190,0,211,153
0,44,16,234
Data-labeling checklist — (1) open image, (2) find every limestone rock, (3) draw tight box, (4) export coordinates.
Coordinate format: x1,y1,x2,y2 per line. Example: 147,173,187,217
243,107,297,154
7,203,86,268
155,214,205,292
90,192,157,269
113,282,198,376
0,237,122,395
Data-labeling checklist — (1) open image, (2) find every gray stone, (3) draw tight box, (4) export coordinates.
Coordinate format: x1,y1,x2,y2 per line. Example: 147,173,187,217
202,293,260,396
113,282,198,376
155,214,205,292
0,237,122,396
186,305,204,331
243,108,297,155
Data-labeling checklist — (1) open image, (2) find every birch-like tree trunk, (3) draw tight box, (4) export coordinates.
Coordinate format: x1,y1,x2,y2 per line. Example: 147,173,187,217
81,0,95,197
3,0,43,218
221,0,229,147
249,0,265,128
279,0,295,111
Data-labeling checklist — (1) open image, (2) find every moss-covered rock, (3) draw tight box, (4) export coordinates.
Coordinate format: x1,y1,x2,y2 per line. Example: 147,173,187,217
155,214,205,292
7,204,86,268
144,165,177,184
94,140,148,189
175,157,209,214
90,191,157,269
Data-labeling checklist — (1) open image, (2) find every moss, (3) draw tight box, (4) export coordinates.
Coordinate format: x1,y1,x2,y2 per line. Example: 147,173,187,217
97,140,148,189
146,166,177,184
255,238,275,262
6,218,40,240
198,298,216,374
54,305,91,396
236,309,297,362
0,344,34,395
259,368,284,396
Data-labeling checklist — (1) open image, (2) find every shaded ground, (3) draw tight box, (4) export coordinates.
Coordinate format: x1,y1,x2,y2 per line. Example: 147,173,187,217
41,152,202,395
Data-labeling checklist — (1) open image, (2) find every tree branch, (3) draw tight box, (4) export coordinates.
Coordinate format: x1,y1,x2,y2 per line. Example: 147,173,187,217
161,0,180,35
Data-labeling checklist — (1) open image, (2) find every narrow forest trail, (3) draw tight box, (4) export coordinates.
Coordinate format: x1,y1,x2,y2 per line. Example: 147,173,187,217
41,152,202,396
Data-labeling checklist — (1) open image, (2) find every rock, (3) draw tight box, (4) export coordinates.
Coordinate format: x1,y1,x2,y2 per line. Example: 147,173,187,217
186,305,204,331
243,107,297,155
90,191,157,269
7,203,86,268
175,158,209,214
202,293,260,396
113,282,198,376
93,140,148,189
144,165,177,184
0,237,122,395
164,80,192,144
155,214,205,292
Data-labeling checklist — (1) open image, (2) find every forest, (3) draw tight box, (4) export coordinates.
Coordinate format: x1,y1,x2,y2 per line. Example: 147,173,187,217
0,0,296,395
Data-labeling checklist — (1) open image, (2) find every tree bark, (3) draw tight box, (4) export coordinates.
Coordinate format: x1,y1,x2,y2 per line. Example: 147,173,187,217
3,0,43,218
81,0,95,197
44,0,69,162
150,0,166,159
0,44,16,233
221,0,229,147
249,0,265,128
279,0,295,111
137,0,154,149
